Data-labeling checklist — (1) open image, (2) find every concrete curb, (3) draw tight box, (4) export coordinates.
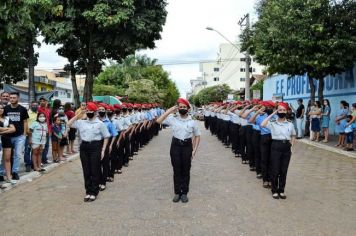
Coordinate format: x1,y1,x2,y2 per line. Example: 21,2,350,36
0,153,80,194
298,139,356,159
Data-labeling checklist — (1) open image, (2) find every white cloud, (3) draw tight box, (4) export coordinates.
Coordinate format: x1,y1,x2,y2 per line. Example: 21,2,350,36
37,0,258,97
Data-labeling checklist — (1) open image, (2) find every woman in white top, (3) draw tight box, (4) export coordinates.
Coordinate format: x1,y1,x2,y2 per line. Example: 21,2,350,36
0,103,16,187
156,98,201,203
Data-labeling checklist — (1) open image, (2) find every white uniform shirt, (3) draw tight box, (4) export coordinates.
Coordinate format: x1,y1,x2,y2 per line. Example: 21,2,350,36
239,109,250,126
228,111,240,124
267,119,296,140
164,114,201,140
72,118,110,141
113,116,124,132
122,114,132,130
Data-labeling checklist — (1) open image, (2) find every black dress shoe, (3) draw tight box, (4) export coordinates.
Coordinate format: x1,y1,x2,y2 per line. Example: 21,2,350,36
172,194,180,203
12,172,19,180
181,194,189,203
25,165,31,172
272,193,279,199
84,195,91,202
0,176,5,182
279,193,287,199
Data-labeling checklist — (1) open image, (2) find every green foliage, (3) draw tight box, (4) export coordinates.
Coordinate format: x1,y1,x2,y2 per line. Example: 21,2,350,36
191,84,232,106
93,84,124,96
43,0,168,101
96,54,180,107
241,0,356,102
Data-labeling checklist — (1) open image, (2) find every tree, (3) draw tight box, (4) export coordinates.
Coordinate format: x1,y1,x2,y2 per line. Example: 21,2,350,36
44,0,167,102
96,54,180,107
0,0,55,100
125,79,161,103
93,84,123,96
191,84,231,106
241,0,356,102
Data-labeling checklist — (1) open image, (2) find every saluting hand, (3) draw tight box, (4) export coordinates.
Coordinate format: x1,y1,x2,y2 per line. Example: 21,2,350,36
168,105,178,114
257,107,265,114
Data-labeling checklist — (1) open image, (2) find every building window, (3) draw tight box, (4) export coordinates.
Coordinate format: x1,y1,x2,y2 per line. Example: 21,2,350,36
240,68,246,72
249,67,256,73
240,58,246,62
240,78,246,82
41,87,46,92
214,77,219,81
54,91,58,96
67,93,71,98
213,67,219,72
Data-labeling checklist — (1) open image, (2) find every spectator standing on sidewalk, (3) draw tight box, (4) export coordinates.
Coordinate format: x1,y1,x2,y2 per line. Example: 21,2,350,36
335,100,349,147
304,100,312,137
291,99,304,139
4,92,29,181
51,116,64,162
0,103,16,186
1,92,10,106
24,101,38,172
321,99,331,143
56,106,69,159
309,101,322,141
64,102,77,154
28,112,48,172
38,96,52,164
347,103,356,149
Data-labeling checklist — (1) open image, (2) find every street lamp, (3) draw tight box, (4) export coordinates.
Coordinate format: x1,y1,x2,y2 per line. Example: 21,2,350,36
205,27,240,51
206,26,251,100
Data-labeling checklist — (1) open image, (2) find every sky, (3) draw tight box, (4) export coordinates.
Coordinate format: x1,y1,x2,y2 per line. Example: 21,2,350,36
36,0,258,97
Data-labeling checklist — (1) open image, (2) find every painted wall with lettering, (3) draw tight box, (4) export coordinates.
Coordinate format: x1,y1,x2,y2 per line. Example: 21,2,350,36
263,65,356,135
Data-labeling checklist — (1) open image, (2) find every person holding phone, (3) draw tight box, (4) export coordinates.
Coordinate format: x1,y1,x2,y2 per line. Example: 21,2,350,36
156,98,201,203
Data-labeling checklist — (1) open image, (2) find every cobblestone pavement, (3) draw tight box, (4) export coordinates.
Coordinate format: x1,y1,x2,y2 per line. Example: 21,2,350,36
0,123,356,236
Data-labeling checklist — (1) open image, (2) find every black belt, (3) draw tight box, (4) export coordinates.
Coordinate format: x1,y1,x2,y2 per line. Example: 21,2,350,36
172,137,192,145
272,139,290,144
81,140,103,145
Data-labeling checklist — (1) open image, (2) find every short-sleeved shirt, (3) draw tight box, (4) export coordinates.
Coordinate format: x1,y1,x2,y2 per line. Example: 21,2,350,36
38,106,52,132
101,118,118,137
30,121,48,145
71,118,111,142
4,104,29,137
256,113,270,135
163,114,201,140
267,119,296,140
296,104,305,118
228,111,240,124
322,106,331,117
122,115,132,130
113,117,124,132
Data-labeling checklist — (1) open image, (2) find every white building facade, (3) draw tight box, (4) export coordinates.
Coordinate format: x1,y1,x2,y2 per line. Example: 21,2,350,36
190,43,264,94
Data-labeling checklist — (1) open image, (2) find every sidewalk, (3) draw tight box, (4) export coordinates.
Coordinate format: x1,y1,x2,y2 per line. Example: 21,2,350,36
0,140,80,193
298,135,356,159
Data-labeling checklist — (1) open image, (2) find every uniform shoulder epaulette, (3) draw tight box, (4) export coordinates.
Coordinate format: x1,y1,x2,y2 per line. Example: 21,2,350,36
270,118,277,123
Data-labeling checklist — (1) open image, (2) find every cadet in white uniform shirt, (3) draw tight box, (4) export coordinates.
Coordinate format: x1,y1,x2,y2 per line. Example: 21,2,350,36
261,102,296,200
68,102,110,202
157,98,201,203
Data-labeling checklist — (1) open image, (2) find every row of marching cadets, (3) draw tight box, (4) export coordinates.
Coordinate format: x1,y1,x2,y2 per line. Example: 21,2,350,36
204,99,296,200
68,101,163,202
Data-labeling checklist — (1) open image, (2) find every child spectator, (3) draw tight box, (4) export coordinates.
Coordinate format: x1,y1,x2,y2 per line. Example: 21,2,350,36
344,115,355,151
52,117,63,162
29,113,48,172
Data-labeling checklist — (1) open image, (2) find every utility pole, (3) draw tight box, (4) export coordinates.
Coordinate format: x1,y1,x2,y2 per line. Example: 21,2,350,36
238,13,251,100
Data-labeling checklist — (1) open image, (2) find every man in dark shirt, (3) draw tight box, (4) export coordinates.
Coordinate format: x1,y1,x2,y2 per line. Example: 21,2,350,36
4,92,29,180
293,99,305,139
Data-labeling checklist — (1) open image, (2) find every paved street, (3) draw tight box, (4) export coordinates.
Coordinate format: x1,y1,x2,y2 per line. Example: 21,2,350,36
0,123,355,236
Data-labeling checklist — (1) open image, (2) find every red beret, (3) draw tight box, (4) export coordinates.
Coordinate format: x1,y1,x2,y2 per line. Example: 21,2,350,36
278,102,289,109
87,102,97,112
98,103,107,109
107,105,114,111
114,104,121,109
177,98,190,108
266,100,276,107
